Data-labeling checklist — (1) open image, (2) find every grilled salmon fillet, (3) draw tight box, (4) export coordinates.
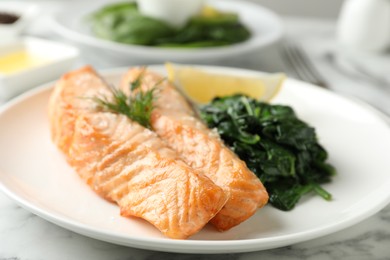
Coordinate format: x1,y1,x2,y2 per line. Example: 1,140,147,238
48,66,227,239
121,68,269,231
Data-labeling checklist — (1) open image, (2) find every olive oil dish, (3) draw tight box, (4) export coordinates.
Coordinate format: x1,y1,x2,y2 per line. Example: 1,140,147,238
0,37,79,101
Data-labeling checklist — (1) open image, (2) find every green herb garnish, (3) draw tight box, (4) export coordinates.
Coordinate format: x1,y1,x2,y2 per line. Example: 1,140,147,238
92,70,161,129
130,68,145,91
200,94,336,211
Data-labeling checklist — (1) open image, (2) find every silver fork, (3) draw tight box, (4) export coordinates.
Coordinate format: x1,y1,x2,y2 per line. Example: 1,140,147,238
282,41,329,89
281,41,390,118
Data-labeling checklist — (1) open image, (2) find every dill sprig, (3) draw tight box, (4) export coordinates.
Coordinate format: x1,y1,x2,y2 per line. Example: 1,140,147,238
130,68,145,91
92,69,162,129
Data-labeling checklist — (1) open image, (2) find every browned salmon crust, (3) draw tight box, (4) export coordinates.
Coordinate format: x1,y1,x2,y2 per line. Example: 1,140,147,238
121,68,269,231
48,66,227,239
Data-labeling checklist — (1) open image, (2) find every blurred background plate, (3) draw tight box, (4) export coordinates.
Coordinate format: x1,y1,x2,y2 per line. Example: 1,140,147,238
50,0,283,64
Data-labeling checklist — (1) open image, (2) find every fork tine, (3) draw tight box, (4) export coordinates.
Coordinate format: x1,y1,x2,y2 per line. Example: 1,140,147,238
282,41,329,88
282,42,312,83
290,43,328,87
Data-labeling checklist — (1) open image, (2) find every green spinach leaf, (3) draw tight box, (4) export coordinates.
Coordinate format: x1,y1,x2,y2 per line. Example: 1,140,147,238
200,95,336,211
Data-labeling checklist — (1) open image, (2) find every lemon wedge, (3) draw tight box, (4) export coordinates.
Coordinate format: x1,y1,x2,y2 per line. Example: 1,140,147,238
165,63,286,104
200,5,221,17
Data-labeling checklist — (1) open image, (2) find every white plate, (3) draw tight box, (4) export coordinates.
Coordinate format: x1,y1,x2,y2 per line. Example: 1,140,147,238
49,0,283,63
1,66,390,254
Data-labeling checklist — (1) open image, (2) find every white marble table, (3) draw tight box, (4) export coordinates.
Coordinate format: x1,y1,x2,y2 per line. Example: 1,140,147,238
1,6,390,259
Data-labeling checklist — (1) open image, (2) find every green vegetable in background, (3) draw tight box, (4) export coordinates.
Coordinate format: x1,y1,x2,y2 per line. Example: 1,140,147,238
88,2,251,47
89,3,175,45
155,11,251,47
200,95,336,211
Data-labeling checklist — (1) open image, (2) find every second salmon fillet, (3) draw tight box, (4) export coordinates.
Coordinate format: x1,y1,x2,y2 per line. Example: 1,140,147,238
48,66,227,239
121,68,269,231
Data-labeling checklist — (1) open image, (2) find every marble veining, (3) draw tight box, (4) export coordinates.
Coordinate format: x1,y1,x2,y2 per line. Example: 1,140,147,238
1,186,390,259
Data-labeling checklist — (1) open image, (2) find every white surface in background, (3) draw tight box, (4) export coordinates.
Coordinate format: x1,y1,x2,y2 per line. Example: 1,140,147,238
249,0,343,18
11,0,344,18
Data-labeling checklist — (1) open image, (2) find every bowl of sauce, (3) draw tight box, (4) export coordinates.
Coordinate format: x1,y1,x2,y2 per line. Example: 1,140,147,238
0,12,20,25
0,49,48,75
0,37,79,101
0,2,39,39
